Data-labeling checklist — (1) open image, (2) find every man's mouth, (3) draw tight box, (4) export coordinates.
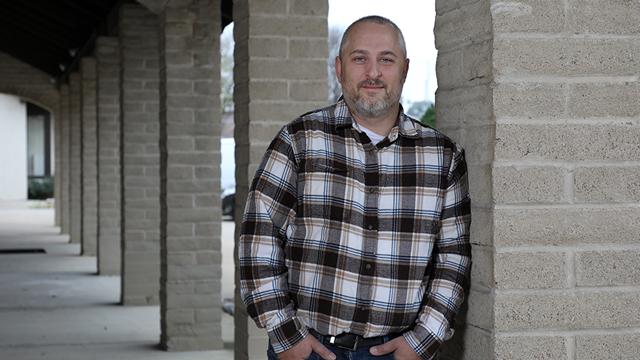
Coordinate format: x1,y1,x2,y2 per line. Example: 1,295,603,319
359,80,385,90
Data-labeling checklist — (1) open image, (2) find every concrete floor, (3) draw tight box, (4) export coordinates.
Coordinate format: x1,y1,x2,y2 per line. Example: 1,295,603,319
0,200,235,360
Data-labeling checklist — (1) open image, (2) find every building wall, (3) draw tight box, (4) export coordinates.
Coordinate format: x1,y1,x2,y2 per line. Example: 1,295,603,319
80,57,98,256
27,113,47,176
491,1,640,359
0,50,59,202
436,1,640,359
118,3,161,305
0,51,59,113
232,0,330,358
0,94,27,200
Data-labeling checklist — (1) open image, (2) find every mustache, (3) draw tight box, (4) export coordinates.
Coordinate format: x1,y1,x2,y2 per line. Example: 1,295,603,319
358,79,386,88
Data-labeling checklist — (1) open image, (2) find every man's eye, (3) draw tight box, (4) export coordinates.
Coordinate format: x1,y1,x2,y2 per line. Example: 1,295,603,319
353,57,366,63
380,58,394,64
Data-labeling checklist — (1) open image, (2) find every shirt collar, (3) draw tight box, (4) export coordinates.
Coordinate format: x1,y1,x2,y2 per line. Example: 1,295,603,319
334,97,420,140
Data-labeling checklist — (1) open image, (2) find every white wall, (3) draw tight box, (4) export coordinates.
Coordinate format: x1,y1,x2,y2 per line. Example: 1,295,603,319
0,94,27,200
27,113,46,176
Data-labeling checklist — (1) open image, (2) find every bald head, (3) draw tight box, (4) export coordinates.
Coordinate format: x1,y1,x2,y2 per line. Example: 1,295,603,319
338,15,407,59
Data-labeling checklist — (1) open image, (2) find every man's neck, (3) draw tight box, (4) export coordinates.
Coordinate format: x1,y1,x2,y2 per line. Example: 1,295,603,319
351,106,399,137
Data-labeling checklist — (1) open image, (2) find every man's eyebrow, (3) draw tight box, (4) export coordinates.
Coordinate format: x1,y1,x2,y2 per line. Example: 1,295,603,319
349,49,370,56
348,49,399,57
378,50,398,58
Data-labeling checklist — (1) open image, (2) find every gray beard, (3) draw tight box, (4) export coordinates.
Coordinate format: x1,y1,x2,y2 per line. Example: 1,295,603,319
353,95,392,119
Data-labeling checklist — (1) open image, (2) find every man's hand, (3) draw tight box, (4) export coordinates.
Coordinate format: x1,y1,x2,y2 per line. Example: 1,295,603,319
370,336,420,360
278,335,336,360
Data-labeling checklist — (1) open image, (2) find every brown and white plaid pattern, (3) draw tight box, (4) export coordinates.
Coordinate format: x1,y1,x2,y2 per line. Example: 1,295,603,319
239,99,471,359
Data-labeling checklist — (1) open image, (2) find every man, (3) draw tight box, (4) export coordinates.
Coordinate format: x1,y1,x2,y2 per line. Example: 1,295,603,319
240,15,471,360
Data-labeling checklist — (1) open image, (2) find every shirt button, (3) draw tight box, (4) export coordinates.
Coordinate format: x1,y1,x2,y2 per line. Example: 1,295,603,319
368,188,376,194
365,263,372,270
367,224,373,230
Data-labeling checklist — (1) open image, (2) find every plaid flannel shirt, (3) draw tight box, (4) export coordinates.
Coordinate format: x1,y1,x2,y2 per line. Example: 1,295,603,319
239,99,471,359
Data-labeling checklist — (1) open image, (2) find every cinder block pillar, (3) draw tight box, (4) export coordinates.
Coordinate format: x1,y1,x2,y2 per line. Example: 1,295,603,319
158,0,223,350
433,1,494,359
119,3,161,305
81,57,98,256
233,0,329,358
435,1,640,359
96,37,122,276
69,72,83,245
54,107,62,227
59,84,71,235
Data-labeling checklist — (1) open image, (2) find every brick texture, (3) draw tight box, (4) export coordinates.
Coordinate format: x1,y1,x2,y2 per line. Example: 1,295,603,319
435,0,494,358
435,0,640,359
59,84,71,235
54,108,62,227
158,0,222,351
233,0,328,358
576,333,640,360
68,72,83,245
119,3,161,305
80,57,98,256
96,37,121,275
495,290,640,331
489,0,640,357
494,335,567,360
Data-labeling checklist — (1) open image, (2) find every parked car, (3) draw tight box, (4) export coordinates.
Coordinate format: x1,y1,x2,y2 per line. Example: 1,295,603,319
221,138,235,220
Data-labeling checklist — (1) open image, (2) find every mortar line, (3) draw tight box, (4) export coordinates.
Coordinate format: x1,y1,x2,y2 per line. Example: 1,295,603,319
567,335,576,360
496,327,640,337
493,160,640,168
495,74,639,83
497,243,640,253
495,203,640,210
496,285,640,295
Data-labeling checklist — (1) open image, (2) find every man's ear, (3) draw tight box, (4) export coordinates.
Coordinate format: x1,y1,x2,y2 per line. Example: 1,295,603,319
335,56,343,82
402,58,410,83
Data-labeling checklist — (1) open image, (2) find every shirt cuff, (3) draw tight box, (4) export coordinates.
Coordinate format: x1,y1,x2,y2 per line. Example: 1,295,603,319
403,325,442,360
267,316,309,353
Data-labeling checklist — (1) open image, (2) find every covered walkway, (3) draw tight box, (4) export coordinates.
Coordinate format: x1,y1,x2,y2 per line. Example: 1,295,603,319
0,201,233,360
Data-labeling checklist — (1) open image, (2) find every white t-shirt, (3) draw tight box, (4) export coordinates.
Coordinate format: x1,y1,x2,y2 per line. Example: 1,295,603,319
353,121,386,145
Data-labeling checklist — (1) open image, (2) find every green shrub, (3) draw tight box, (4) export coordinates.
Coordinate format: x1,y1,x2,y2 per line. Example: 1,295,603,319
28,177,54,200
420,103,436,128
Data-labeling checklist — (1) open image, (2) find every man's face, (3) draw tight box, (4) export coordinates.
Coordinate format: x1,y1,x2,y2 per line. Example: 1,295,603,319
335,22,409,120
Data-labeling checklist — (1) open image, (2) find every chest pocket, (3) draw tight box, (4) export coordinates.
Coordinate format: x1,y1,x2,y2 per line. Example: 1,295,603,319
297,158,352,221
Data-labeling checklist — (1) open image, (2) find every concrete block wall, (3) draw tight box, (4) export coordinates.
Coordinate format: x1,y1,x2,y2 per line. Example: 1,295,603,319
233,0,329,358
80,57,98,256
54,111,62,226
490,1,640,359
68,72,83,245
158,0,223,351
59,84,71,235
96,37,121,275
434,1,494,359
436,1,640,359
119,3,161,305
0,51,60,115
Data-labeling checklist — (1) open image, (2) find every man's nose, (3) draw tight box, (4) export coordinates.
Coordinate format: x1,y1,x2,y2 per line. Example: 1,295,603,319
366,62,381,78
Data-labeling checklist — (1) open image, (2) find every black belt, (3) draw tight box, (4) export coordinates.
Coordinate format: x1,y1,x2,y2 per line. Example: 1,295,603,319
310,329,401,351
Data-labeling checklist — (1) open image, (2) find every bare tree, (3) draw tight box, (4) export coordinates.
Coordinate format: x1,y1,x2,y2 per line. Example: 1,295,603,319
327,26,344,102
220,25,234,113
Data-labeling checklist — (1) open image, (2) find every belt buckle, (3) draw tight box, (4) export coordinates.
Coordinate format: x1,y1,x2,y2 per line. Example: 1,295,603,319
329,334,359,351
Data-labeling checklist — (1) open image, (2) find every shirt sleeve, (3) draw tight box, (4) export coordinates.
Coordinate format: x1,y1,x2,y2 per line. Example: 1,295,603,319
403,143,472,359
238,127,309,353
